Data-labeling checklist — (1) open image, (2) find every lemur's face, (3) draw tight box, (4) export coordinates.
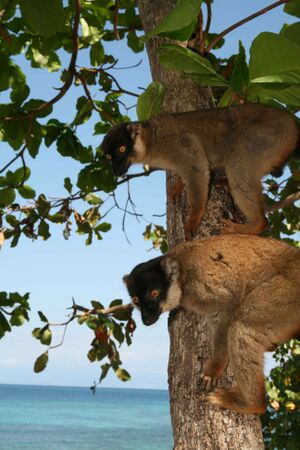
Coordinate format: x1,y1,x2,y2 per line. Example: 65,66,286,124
101,123,135,177
123,256,181,326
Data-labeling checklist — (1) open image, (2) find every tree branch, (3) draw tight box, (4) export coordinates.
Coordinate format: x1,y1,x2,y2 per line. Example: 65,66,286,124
205,0,291,53
266,191,300,212
113,0,120,40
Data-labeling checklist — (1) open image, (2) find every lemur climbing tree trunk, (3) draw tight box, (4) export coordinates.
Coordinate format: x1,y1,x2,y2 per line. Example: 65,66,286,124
136,1,264,448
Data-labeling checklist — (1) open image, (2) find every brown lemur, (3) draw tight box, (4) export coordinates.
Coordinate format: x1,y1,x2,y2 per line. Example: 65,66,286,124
123,234,300,414
101,103,299,239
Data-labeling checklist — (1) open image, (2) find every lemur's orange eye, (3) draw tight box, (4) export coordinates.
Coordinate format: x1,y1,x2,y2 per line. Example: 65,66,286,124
106,154,112,160
132,296,139,305
150,289,160,299
119,145,126,153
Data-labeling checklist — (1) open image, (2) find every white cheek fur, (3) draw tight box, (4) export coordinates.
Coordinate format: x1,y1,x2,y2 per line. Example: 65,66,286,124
132,134,146,162
160,280,182,313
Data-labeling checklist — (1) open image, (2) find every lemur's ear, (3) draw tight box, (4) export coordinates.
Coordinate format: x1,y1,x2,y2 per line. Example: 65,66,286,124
161,257,180,282
123,275,129,285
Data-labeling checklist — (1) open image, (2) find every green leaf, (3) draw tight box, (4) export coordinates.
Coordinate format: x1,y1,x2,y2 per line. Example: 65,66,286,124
230,41,249,94
34,351,49,373
159,44,228,86
57,129,93,163
73,96,93,126
284,0,300,18
81,18,102,44
38,311,48,323
10,83,30,106
247,83,300,107
109,299,123,308
64,177,73,194
12,167,31,185
93,122,110,135
113,323,124,345
90,41,105,66
18,185,36,199
85,193,103,206
5,215,19,228
115,367,131,382
137,82,166,121
0,188,16,206
249,32,300,84
147,0,202,38
36,194,51,217
40,328,52,346
23,99,53,118
10,307,26,326
77,164,116,193
95,222,111,232
280,22,300,47
99,363,111,383
20,0,64,37
26,46,61,72
0,312,11,338
159,20,196,41
127,30,144,53
38,220,51,240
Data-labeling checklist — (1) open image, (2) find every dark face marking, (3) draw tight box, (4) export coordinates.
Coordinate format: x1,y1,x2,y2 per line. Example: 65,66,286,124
124,256,170,326
101,123,135,177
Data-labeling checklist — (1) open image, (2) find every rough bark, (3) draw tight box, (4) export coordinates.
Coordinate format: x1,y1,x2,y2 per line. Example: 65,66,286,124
136,1,264,449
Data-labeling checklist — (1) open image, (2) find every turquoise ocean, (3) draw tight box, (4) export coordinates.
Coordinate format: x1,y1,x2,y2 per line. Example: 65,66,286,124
0,384,173,450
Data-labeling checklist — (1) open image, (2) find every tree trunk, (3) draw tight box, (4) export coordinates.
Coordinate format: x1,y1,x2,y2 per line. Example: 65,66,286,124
136,1,264,449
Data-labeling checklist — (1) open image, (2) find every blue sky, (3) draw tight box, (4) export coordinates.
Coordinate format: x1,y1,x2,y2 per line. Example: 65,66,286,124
0,1,297,389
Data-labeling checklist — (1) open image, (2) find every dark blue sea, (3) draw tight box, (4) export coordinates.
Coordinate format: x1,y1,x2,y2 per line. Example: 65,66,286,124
0,384,173,450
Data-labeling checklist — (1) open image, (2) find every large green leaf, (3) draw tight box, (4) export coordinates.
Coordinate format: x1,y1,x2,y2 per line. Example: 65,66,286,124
115,367,131,382
280,22,300,47
247,83,300,107
147,0,202,38
0,312,11,339
34,351,49,373
284,0,300,18
136,82,166,121
158,20,197,42
230,41,250,94
20,0,64,38
159,44,228,86
249,32,300,84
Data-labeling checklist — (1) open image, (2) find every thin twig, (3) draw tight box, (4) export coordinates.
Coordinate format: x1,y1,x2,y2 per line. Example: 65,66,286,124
202,0,212,44
112,59,142,70
198,9,204,55
0,306,12,315
49,323,68,349
205,0,290,53
117,168,160,186
105,71,139,98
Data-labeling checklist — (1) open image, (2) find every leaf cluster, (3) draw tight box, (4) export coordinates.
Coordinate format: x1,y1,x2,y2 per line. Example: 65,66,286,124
262,340,300,449
0,291,30,338
32,298,136,387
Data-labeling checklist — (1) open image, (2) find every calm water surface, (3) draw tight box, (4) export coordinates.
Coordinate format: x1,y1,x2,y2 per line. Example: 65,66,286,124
0,384,173,450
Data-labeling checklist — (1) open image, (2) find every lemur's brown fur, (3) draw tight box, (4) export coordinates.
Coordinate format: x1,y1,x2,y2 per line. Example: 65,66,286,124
124,235,300,414
102,104,299,239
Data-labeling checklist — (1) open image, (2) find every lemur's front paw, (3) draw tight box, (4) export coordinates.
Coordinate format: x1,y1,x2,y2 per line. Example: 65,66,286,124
199,358,226,392
199,374,218,392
